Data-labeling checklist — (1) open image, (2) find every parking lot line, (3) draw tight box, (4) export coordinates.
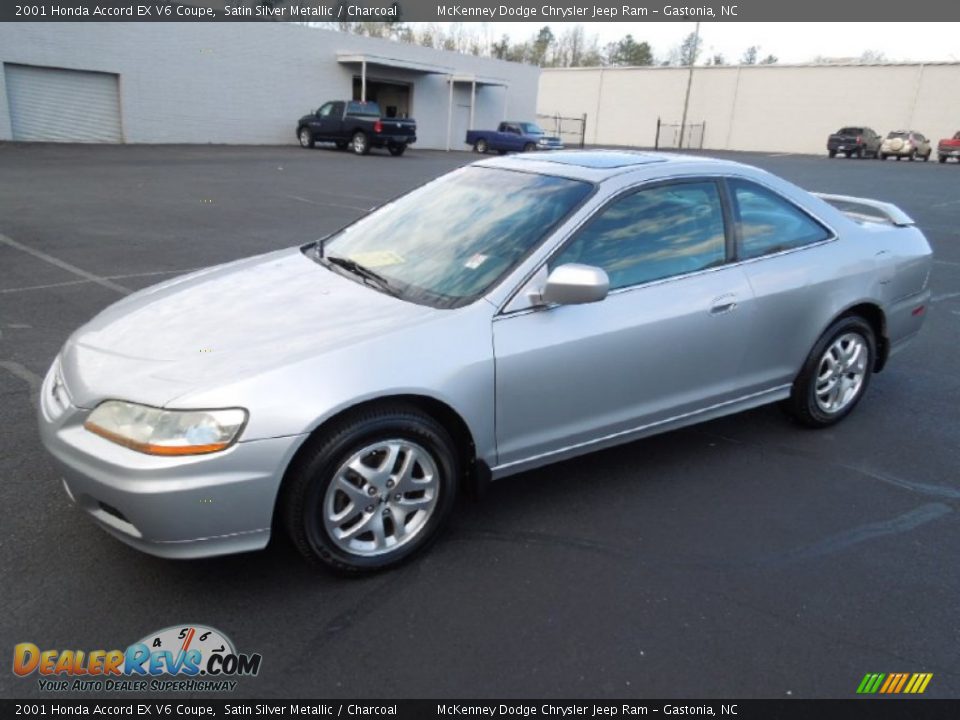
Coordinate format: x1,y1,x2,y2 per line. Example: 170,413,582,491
0,267,201,295
0,232,131,295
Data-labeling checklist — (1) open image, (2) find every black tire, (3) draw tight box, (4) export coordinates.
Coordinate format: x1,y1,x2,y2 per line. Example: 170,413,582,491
388,144,406,157
784,316,876,429
923,151,931,162
896,155,901,161
908,150,917,161
474,138,488,154
335,141,349,151
879,153,887,160
855,148,863,159
280,405,461,574
939,155,947,164
352,131,370,156
523,142,536,152
298,128,314,149
828,150,836,158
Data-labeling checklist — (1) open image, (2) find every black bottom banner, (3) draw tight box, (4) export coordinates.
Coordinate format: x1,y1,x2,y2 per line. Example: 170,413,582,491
3,699,959,720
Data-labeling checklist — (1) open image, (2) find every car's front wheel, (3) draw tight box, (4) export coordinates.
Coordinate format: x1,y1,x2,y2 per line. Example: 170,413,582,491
298,128,314,149
785,316,876,428
281,405,460,573
474,138,488,154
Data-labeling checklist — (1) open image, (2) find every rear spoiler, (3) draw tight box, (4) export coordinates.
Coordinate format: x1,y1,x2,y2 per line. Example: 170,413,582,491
813,192,915,227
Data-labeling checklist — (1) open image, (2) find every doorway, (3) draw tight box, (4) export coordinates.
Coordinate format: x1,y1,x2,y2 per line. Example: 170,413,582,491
352,77,412,119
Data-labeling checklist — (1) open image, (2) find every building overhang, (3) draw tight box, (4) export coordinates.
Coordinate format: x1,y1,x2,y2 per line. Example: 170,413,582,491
448,74,510,88
336,52,453,75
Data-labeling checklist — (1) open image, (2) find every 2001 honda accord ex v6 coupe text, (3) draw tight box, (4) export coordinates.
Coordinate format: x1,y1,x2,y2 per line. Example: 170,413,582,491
38,151,933,573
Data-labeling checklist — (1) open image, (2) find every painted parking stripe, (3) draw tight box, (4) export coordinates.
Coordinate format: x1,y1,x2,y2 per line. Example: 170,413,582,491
0,232,130,295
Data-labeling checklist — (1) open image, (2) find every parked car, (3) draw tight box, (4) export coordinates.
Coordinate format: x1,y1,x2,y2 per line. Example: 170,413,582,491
827,127,882,158
879,130,932,161
296,100,416,156
466,121,564,154
39,151,932,573
936,132,960,163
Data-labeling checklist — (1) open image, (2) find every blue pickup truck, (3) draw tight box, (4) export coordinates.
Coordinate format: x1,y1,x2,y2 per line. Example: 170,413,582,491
466,121,564,154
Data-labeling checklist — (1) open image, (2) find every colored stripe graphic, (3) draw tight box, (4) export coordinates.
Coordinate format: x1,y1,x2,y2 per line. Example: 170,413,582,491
857,672,932,694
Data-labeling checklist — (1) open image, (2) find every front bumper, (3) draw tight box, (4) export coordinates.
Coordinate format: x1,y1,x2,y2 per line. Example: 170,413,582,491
37,360,305,559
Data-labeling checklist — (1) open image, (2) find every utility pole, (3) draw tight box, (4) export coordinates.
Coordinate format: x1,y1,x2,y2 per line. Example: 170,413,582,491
678,21,700,150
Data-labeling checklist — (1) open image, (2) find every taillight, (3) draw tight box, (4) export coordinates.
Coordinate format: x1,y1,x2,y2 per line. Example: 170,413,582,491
373,120,382,134
856,135,862,144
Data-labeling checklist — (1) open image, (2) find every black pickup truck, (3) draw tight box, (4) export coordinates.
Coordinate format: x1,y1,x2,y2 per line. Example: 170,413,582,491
297,101,416,156
827,126,882,158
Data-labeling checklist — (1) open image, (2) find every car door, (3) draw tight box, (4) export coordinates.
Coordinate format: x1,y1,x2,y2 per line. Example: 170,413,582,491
503,124,523,151
492,179,756,469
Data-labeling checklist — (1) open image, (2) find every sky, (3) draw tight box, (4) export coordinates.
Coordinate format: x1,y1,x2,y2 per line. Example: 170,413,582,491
419,22,960,64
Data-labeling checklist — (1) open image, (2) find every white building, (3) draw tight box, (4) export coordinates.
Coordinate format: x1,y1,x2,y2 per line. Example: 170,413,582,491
0,23,539,150
539,62,960,155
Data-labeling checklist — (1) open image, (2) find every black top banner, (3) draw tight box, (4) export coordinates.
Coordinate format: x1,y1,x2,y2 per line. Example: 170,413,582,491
3,0,960,23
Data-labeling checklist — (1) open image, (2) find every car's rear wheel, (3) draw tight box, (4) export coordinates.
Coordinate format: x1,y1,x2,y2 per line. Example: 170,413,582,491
908,150,917,161
939,155,947,163
281,405,460,573
352,131,370,155
828,150,836,158
879,153,887,160
298,128,314,149
855,148,863,159
474,138,488,154
388,144,407,157
785,316,875,428
923,150,931,162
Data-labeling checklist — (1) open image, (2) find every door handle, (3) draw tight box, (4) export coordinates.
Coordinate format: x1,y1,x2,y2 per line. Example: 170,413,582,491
709,294,738,315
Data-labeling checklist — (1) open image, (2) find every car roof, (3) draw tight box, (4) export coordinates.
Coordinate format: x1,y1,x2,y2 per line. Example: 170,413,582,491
474,150,753,183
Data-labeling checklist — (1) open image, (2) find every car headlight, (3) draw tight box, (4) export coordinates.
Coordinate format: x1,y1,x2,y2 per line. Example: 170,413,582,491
83,401,247,456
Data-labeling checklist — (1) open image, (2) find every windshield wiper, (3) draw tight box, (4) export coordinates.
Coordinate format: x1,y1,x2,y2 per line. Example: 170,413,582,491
325,256,399,296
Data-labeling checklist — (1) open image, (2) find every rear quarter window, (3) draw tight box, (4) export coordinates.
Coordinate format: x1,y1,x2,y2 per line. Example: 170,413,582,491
730,180,831,260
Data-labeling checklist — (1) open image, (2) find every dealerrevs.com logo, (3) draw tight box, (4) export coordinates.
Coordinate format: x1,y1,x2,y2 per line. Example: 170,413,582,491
13,624,262,692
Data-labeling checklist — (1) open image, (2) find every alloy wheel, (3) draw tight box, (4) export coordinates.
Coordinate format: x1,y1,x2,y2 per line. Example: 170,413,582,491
814,333,869,414
322,440,439,557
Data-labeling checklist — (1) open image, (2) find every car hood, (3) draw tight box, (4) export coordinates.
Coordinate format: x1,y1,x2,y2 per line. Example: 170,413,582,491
60,248,435,408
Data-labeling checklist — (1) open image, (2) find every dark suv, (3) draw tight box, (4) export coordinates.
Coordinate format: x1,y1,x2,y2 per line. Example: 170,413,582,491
827,127,882,158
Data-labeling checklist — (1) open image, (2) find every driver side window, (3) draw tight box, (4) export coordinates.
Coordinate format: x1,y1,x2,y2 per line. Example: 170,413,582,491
317,103,334,118
551,181,727,291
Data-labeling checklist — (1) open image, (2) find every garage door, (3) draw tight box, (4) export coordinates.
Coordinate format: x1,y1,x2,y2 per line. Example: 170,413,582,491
4,63,122,143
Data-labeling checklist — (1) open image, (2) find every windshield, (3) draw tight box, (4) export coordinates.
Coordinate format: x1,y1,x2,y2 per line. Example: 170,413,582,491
887,131,909,139
520,123,545,134
319,167,593,308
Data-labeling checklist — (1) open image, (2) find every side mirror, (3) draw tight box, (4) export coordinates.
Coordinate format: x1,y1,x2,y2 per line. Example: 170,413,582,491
540,264,609,306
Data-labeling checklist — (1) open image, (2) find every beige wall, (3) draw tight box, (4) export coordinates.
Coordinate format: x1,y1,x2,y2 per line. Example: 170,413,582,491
539,63,960,154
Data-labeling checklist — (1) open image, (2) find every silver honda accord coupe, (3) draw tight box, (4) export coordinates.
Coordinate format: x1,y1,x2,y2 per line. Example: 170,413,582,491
38,151,933,572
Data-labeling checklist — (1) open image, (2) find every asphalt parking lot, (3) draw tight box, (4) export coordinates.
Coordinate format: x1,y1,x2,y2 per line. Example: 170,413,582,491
1,142,958,699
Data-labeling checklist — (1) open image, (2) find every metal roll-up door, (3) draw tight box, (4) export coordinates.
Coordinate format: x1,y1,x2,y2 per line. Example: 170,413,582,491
4,63,122,143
